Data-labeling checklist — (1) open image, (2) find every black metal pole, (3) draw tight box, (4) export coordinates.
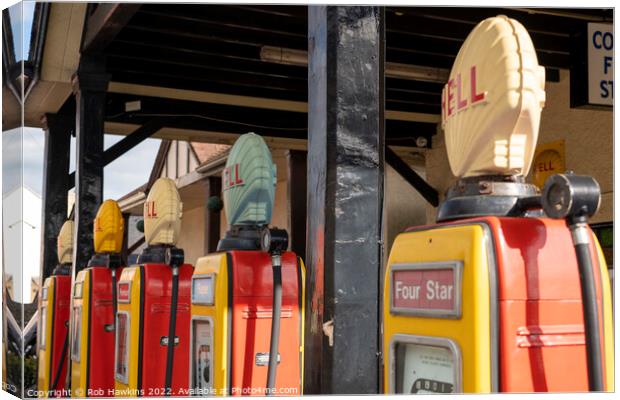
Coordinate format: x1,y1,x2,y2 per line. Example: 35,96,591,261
306,5,385,394
40,114,72,281
569,217,604,391
71,55,109,275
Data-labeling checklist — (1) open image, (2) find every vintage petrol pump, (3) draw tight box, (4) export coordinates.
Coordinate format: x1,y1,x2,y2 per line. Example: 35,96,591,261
382,16,614,394
38,220,74,397
114,177,193,397
190,133,305,396
70,200,125,397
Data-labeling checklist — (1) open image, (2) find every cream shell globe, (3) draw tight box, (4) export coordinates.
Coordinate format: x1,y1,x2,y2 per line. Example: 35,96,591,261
143,177,183,246
57,220,74,264
442,15,546,178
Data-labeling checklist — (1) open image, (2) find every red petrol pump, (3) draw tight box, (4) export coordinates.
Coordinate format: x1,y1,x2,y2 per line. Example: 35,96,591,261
382,16,613,394
115,177,194,397
190,133,305,396
70,200,125,397
37,220,74,397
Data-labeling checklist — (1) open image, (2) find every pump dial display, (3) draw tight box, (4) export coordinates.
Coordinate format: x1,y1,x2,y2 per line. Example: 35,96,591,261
191,318,213,393
391,335,462,394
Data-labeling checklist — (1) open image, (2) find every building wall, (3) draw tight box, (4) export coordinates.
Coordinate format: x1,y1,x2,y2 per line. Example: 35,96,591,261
426,70,613,224
177,206,206,266
385,164,428,256
271,149,290,232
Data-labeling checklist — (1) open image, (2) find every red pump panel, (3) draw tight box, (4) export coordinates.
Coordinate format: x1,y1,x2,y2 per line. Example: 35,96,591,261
87,267,123,395
483,217,606,392
229,251,302,396
50,275,71,394
140,263,194,396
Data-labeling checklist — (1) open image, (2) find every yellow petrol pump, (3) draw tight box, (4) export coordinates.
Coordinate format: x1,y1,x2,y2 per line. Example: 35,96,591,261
71,200,125,397
114,178,194,397
38,220,74,397
383,16,613,394
190,133,305,396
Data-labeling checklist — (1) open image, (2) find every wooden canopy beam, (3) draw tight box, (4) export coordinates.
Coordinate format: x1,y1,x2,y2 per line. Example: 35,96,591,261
81,3,141,54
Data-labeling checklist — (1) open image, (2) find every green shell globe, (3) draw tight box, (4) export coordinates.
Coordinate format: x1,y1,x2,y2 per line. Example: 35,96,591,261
136,219,144,233
222,133,277,226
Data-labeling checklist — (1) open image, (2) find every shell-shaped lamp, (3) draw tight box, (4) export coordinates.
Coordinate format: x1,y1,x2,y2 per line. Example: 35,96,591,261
57,220,74,264
222,133,277,226
442,15,546,178
93,199,125,253
143,177,183,246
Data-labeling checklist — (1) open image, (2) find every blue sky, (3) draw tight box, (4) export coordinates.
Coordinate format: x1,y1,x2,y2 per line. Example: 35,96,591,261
2,127,161,200
8,1,35,61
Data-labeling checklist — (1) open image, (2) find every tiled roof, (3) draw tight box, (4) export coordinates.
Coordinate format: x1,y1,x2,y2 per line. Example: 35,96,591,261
191,142,230,163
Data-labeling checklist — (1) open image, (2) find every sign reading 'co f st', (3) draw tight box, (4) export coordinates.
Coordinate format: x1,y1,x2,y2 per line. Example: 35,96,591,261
588,23,613,106
390,261,463,319
571,22,613,109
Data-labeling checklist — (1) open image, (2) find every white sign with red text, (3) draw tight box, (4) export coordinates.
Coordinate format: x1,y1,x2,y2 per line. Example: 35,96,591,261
390,262,463,318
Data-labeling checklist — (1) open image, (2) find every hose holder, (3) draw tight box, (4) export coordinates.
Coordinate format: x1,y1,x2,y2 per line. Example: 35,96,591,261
165,248,185,268
541,173,601,222
260,227,289,256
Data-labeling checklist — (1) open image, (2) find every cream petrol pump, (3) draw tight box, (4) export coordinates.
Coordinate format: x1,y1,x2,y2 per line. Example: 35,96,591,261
189,133,305,396
382,16,613,393
114,178,194,397
70,200,125,397
38,220,74,397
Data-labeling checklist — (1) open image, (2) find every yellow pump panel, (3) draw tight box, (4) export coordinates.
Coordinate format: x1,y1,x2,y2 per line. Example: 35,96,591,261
114,267,141,397
383,224,493,394
94,200,124,253
190,254,231,394
70,270,89,397
57,220,74,265
594,238,615,391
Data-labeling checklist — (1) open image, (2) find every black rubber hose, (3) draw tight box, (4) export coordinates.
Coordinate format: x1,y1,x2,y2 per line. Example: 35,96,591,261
571,228,604,391
266,260,283,396
50,328,69,396
164,267,180,396
111,268,118,326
